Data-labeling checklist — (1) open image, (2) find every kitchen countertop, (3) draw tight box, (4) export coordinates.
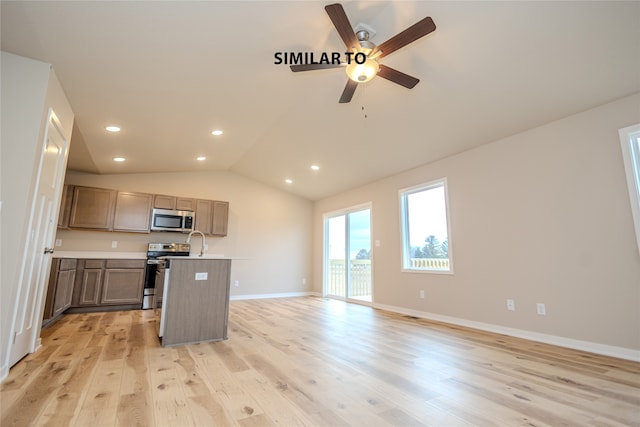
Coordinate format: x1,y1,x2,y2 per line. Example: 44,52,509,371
52,251,147,259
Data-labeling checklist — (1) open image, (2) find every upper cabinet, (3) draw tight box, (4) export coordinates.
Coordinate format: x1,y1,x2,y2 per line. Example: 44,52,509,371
113,192,153,233
153,194,195,211
211,201,229,236
194,200,228,237
195,199,213,235
62,184,228,236
68,186,116,230
57,184,74,229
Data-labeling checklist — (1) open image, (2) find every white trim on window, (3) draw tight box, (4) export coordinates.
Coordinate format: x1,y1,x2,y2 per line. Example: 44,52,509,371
399,177,453,274
619,124,640,257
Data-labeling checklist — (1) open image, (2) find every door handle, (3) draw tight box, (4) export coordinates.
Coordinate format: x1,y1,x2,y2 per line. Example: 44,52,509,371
44,247,54,254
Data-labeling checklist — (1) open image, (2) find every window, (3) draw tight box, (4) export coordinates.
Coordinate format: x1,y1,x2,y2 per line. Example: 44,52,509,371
400,178,452,273
619,124,640,256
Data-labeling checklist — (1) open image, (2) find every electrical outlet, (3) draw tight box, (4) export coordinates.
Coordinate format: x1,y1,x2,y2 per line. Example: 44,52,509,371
419,290,425,299
55,239,63,247
536,303,546,315
234,280,239,287
111,240,118,248
203,244,209,251
506,299,515,311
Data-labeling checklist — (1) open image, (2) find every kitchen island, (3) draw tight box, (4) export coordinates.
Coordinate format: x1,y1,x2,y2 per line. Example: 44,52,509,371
158,256,235,347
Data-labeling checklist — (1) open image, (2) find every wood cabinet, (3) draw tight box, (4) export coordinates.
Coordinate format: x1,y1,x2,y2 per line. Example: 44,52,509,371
101,260,145,304
71,259,145,310
69,186,116,230
57,184,74,229
195,199,229,237
211,201,229,236
75,259,105,306
63,184,227,236
113,191,153,232
153,194,195,211
194,199,213,235
43,258,77,325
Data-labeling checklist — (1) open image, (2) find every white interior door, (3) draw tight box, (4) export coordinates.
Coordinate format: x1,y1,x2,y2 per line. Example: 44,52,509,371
8,109,69,367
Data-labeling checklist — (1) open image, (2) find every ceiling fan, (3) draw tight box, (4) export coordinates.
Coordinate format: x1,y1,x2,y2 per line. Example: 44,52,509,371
291,3,436,103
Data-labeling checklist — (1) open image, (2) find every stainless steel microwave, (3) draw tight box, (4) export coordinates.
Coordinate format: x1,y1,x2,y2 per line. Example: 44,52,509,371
150,208,195,233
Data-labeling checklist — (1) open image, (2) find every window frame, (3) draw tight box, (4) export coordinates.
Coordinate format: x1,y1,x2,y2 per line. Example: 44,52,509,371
399,177,453,274
619,124,640,257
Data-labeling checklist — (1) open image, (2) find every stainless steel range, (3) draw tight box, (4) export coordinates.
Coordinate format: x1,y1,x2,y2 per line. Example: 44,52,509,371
143,242,190,309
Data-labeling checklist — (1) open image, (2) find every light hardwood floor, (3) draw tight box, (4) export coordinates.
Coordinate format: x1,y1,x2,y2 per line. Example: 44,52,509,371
1,297,639,426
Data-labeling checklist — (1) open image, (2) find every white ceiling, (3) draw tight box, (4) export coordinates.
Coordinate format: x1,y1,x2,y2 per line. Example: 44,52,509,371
2,1,639,200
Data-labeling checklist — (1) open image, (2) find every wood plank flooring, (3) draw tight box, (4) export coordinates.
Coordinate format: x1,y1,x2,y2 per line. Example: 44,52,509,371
1,296,639,426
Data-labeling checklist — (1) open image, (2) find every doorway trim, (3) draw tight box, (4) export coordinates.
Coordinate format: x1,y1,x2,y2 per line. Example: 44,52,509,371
322,202,373,305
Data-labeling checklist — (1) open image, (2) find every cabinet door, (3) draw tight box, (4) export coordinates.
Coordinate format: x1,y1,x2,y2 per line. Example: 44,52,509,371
194,199,213,235
43,259,61,320
53,269,76,316
153,194,176,209
211,201,229,236
113,192,153,232
176,198,195,211
69,186,116,230
78,269,103,305
101,269,145,304
57,185,74,229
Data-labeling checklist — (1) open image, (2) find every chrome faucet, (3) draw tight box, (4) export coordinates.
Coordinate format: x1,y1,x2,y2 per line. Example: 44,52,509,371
186,230,206,257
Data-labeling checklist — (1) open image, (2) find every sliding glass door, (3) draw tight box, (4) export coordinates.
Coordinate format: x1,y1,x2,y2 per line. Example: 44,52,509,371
325,205,372,303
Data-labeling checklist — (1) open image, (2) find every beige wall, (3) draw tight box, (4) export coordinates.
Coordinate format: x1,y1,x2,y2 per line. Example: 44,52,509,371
313,93,640,353
1,52,75,376
59,170,313,297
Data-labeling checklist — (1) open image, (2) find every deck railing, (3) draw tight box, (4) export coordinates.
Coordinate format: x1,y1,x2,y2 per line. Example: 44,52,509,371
327,257,450,298
327,260,371,298
409,258,450,270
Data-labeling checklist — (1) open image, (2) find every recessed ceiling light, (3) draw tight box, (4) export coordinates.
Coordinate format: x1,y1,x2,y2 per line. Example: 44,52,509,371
105,125,121,132
196,156,206,161
311,165,320,171
211,130,223,136
285,179,293,184
113,157,125,162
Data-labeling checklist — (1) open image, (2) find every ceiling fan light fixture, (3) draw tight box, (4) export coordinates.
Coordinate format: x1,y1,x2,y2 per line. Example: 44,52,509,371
346,57,379,83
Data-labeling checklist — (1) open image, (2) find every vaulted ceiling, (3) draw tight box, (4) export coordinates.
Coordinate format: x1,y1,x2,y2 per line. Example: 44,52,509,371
2,1,639,200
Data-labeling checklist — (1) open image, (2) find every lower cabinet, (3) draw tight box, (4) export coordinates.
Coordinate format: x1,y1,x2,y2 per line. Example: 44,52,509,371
101,261,146,304
76,259,104,305
43,258,77,325
72,259,145,310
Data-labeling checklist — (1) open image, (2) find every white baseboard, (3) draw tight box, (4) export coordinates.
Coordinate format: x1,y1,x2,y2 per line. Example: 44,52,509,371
373,302,640,362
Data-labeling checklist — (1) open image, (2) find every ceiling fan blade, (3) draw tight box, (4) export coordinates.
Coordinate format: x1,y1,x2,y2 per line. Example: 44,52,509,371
377,65,420,89
325,3,360,51
373,17,436,58
339,79,358,103
290,63,344,72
